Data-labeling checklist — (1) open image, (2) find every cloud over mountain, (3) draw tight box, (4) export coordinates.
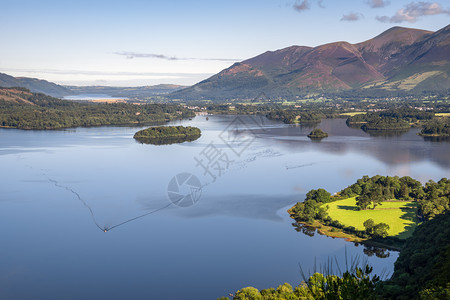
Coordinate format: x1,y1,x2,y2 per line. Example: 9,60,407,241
376,2,450,23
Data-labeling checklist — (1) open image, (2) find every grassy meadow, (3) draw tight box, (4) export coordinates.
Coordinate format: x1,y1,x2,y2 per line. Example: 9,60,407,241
321,197,419,239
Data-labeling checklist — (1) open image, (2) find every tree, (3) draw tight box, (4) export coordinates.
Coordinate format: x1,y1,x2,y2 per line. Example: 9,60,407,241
363,219,375,235
356,194,371,210
234,287,262,300
373,223,390,238
306,188,331,203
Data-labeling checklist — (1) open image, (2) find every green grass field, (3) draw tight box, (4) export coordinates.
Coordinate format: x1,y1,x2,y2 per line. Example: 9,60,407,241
321,197,419,239
339,112,366,117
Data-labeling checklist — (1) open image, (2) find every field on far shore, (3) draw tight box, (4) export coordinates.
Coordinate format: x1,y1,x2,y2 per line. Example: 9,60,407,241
321,197,419,239
339,112,366,117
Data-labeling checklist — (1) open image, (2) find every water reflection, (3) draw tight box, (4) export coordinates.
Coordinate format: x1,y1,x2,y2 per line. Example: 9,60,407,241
422,136,450,142
244,118,450,168
362,129,410,137
293,222,391,259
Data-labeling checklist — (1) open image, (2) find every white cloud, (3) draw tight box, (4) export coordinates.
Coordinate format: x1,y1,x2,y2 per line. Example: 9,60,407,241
376,1,450,23
341,12,364,21
293,0,310,12
114,51,240,62
368,0,389,8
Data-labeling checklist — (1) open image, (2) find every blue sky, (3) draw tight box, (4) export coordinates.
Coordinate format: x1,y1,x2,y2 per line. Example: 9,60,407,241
0,0,449,86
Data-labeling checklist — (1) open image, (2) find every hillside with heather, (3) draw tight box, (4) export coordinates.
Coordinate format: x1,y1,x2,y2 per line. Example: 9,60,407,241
172,25,450,100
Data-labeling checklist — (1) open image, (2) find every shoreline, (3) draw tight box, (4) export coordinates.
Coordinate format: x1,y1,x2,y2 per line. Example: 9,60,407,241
293,219,403,251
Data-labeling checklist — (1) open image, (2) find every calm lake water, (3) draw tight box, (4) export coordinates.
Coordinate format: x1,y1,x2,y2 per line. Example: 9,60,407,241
0,116,448,300
63,94,127,101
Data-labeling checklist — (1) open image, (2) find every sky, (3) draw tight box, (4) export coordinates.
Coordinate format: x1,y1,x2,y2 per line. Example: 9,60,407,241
0,0,449,87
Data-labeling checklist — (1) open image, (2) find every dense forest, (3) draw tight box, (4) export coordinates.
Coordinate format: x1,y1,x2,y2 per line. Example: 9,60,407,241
266,110,327,124
0,88,195,129
133,126,201,145
220,212,450,300
419,119,450,137
346,108,435,131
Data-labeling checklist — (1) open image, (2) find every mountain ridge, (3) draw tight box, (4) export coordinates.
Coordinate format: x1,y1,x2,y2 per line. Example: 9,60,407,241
0,72,73,98
172,25,450,100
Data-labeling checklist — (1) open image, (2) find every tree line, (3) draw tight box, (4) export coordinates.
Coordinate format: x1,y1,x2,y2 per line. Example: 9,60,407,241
0,88,195,130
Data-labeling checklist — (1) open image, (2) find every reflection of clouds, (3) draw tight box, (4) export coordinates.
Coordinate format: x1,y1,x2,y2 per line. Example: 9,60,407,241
341,168,354,178
294,185,305,192
389,165,411,177
165,194,298,222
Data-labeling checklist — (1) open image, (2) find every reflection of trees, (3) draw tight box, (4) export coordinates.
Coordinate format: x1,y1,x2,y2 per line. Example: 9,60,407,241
423,136,450,142
362,244,390,258
134,135,199,145
292,222,316,237
363,129,410,137
260,119,450,168
292,224,392,259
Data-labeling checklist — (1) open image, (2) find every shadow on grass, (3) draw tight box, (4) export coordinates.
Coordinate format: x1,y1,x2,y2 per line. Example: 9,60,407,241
394,205,419,240
337,205,360,211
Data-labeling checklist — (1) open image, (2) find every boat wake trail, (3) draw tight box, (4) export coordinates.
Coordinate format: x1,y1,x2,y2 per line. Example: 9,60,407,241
47,178,104,232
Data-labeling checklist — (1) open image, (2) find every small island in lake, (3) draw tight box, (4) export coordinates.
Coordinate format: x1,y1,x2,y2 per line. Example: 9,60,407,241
307,128,328,139
134,125,201,145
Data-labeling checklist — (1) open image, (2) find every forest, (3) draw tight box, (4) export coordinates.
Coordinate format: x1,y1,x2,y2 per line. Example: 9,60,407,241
419,119,450,137
133,126,201,145
0,88,195,130
346,108,437,132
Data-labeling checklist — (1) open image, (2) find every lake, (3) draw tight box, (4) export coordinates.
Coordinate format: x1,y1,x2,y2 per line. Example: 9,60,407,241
63,94,128,101
0,116,448,299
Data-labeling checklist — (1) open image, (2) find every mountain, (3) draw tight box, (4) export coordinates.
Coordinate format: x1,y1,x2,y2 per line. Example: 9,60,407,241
172,25,450,100
0,72,73,98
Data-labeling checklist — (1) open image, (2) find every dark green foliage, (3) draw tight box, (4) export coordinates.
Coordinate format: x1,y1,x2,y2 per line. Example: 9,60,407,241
0,89,195,130
307,128,328,138
266,110,325,124
133,126,201,145
222,265,380,300
347,107,434,131
306,189,332,203
363,219,376,235
336,175,424,210
363,219,390,238
419,119,450,137
419,178,450,220
380,212,450,299
290,189,331,222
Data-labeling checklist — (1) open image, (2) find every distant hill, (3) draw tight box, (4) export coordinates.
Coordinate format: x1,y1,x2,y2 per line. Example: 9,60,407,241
66,84,186,98
0,73,73,98
172,24,450,100
0,87,35,105
0,72,186,99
